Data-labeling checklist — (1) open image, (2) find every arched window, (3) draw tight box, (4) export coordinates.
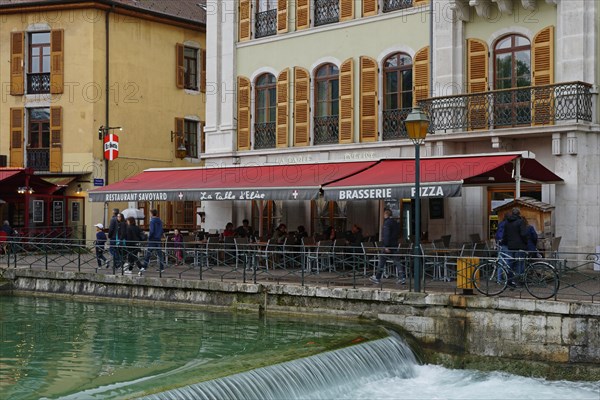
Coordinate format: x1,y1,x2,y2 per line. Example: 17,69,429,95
494,34,531,126
383,52,412,140
254,73,277,149
314,63,339,145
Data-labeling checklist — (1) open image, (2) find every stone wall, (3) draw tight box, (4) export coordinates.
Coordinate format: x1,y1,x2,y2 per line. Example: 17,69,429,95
1,268,598,380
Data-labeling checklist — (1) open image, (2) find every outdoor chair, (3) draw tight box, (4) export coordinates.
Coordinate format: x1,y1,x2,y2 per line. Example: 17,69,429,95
421,243,445,281
282,236,302,269
234,237,254,270
304,240,333,274
255,238,276,270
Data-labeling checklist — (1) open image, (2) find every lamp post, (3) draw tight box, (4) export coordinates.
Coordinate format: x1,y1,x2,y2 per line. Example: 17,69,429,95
405,107,429,292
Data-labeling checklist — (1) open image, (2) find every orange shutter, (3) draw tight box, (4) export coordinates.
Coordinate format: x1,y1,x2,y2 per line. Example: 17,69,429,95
50,29,64,94
413,46,430,106
293,67,310,146
237,76,251,150
363,0,378,16
277,0,288,33
360,56,378,142
339,58,354,144
176,43,184,89
10,108,24,167
414,0,429,6
239,0,251,41
532,26,555,125
174,117,185,154
49,106,62,173
466,38,489,130
340,0,355,21
10,32,24,96
276,69,290,148
200,48,207,92
296,0,310,30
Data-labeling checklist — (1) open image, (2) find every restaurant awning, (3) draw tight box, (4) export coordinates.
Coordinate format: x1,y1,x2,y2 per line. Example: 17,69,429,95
322,153,563,201
88,161,377,202
0,168,59,196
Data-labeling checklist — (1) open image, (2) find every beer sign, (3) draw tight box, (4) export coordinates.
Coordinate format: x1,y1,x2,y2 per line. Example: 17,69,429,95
103,133,119,160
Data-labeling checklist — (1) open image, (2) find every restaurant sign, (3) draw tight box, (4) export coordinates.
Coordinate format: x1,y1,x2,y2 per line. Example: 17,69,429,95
88,188,321,202
324,184,462,200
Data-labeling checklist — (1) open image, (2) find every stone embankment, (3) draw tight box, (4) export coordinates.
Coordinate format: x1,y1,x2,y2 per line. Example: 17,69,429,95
1,268,598,380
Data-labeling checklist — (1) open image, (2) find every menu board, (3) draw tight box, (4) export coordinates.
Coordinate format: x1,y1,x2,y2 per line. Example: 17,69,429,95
53,201,63,224
33,200,44,223
71,202,80,222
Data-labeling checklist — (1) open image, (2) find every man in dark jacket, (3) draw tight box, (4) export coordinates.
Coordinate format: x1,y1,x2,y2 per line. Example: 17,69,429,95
370,209,404,285
502,208,528,282
141,209,164,274
107,208,121,269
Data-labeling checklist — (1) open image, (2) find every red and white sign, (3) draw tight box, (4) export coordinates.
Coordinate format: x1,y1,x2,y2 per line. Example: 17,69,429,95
103,133,119,160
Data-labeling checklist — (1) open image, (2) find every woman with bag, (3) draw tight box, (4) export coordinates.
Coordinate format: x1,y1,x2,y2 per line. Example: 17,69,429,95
124,216,145,274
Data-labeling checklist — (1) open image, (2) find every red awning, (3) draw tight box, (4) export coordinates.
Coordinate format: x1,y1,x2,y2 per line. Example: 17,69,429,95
89,161,377,202
0,168,60,196
322,153,563,200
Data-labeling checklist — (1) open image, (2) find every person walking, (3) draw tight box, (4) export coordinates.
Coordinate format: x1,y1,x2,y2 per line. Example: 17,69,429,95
107,209,122,269
172,228,184,265
115,213,127,270
522,217,539,257
502,208,528,286
124,217,146,274
371,209,405,285
141,209,165,275
94,223,109,268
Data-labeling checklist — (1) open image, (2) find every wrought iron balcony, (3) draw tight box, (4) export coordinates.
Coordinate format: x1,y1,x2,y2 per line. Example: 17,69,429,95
382,108,412,140
27,73,50,94
383,0,413,13
27,149,50,171
314,0,340,26
420,82,594,132
254,122,276,149
314,115,339,145
255,9,277,38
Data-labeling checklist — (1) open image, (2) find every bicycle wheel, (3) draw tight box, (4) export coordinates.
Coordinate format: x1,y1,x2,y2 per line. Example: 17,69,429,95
524,262,559,299
473,261,508,296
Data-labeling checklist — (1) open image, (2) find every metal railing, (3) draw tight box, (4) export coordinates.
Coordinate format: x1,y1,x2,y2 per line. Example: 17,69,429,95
27,73,50,94
26,148,50,171
383,0,413,13
254,122,276,149
420,81,594,132
382,108,411,140
314,0,340,26
313,115,339,145
255,9,277,38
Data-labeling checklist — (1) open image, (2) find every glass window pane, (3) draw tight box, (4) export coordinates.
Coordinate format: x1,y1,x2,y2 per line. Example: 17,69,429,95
269,105,276,122
42,123,50,148
386,72,398,94
516,51,531,87
402,92,412,109
515,36,530,47
385,94,396,110
385,56,398,69
30,57,39,73
496,37,511,50
257,90,266,107
496,54,512,81
42,55,50,73
317,67,328,78
31,32,50,45
317,82,328,101
331,79,339,100
399,54,412,66
401,70,412,93
268,87,276,107
331,99,339,116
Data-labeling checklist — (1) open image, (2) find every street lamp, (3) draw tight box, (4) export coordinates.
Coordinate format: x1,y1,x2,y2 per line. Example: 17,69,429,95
170,131,188,159
98,125,122,140
405,106,430,292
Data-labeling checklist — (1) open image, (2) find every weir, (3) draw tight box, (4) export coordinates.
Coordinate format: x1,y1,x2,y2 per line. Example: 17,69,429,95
142,336,418,400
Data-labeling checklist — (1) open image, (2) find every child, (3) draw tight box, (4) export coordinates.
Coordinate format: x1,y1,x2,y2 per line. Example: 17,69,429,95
172,228,184,265
94,223,109,268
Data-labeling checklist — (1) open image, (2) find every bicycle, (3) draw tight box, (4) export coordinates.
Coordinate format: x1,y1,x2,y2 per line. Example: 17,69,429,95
473,249,560,299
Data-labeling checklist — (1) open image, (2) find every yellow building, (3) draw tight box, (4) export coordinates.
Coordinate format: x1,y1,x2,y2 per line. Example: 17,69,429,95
0,0,207,239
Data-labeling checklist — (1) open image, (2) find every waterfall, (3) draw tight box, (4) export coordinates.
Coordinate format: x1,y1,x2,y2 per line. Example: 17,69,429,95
142,335,418,400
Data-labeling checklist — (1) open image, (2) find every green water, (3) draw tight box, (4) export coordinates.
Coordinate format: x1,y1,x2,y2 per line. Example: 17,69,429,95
0,295,384,400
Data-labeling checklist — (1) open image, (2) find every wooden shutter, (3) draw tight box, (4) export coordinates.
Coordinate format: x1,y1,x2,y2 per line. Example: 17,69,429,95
296,0,310,31
50,29,64,94
293,67,310,146
49,106,62,172
466,38,489,130
413,46,430,106
532,26,555,125
414,0,429,6
360,56,378,142
10,108,24,168
239,0,251,41
174,117,185,154
237,76,251,150
339,58,354,144
176,43,184,89
277,0,288,33
340,0,355,21
10,32,24,96
276,69,290,148
363,0,378,17
200,48,207,92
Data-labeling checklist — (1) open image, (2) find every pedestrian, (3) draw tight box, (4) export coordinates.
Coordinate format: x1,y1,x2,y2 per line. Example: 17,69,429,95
522,217,539,257
115,213,127,270
0,220,13,254
502,207,528,286
495,212,510,249
94,223,109,268
141,209,165,275
172,228,184,265
124,217,146,273
371,209,405,285
107,208,122,269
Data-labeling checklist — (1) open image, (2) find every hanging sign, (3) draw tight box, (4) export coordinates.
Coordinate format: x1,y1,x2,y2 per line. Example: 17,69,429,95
103,133,119,160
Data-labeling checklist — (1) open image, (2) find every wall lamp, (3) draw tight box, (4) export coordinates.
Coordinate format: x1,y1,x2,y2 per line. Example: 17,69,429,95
18,186,34,194
98,125,122,140
170,131,187,159
76,184,82,194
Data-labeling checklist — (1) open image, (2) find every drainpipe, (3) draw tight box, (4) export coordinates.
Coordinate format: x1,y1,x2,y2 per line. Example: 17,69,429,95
515,158,521,199
103,7,112,226
429,0,433,98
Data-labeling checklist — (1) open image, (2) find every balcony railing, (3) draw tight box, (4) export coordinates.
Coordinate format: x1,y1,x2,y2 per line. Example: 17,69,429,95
314,0,340,26
383,0,413,13
314,115,339,145
27,148,50,171
27,73,50,94
420,82,594,132
254,122,276,149
382,108,412,140
255,9,277,38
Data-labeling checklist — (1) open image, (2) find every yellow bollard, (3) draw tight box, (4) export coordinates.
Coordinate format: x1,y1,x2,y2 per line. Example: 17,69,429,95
457,257,479,294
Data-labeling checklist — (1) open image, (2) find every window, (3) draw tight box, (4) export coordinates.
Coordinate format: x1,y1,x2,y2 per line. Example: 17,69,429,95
314,63,339,145
383,53,412,140
383,0,413,13
255,0,277,38
254,73,277,149
314,0,340,26
494,34,531,126
28,32,51,94
27,108,50,171
184,46,198,90
184,119,198,158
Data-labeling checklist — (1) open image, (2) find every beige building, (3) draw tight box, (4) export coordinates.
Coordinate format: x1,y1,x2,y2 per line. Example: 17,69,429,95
0,0,207,238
